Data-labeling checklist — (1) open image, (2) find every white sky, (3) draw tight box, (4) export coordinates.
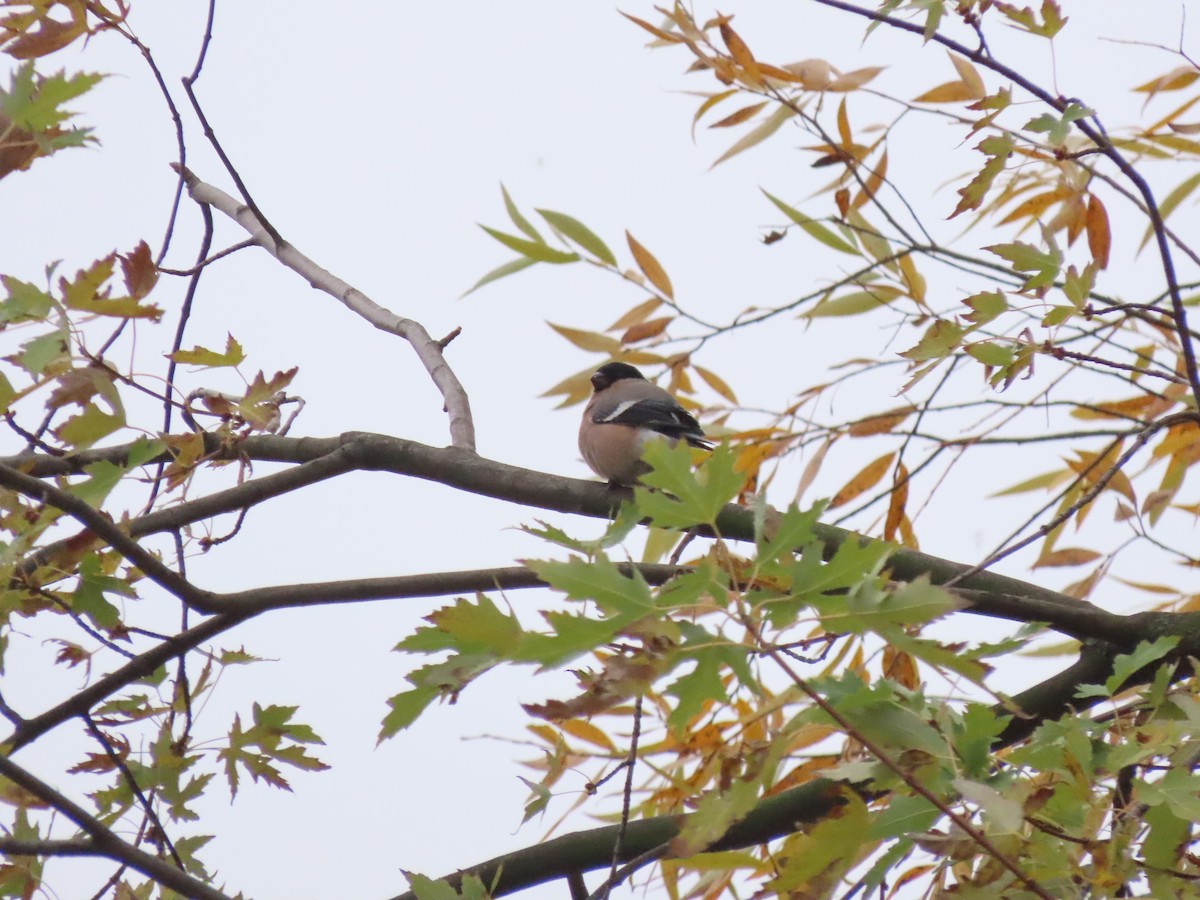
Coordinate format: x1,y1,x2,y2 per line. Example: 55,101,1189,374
3,2,1198,898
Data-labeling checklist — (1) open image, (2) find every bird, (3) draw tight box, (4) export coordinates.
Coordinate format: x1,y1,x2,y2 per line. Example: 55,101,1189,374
579,362,712,484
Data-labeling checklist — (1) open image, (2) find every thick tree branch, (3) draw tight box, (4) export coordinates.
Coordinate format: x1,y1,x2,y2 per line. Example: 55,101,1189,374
0,431,1160,632
171,165,476,449
388,778,846,900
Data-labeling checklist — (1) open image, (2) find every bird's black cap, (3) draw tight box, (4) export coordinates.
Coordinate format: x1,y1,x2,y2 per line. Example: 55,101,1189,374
591,362,646,392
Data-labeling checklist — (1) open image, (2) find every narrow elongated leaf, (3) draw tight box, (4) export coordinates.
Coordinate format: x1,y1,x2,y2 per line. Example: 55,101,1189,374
711,104,795,168
479,226,578,263
763,191,857,255
536,209,617,265
626,231,674,298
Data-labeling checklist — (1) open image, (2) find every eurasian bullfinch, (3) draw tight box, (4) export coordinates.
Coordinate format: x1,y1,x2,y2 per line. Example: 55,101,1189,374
579,362,712,484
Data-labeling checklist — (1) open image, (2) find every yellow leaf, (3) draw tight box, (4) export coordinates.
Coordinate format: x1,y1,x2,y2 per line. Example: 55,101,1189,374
619,11,683,44
913,81,978,104
1139,171,1200,251
1134,66,1200,99
795,436,835,503
897,254,926,305
947,52,985,99
829,452,894,509
852,150,888,211
626,232,674,299
780,58,834,90
694,365,737,403
607,296,662,332
559,718,617,751
827,66,885,92
547,322,622,354
711,104,796,168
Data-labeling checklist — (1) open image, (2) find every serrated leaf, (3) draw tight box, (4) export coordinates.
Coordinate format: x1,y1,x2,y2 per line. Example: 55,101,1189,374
636,442,743,528
169,334,245,368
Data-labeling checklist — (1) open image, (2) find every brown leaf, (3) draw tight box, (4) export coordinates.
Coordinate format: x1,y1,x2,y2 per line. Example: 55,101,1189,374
829,452,894,509
621,315,673,344
120,240,158,300
883,645,918,689
847,407,911,437
0,111,39,179
709,101,768,129
694,365,737,403
626,231,674,299
6,14,85,59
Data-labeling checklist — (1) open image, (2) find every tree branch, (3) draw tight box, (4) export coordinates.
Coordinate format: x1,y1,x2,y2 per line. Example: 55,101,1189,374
171,166,476,449
0,754,233,900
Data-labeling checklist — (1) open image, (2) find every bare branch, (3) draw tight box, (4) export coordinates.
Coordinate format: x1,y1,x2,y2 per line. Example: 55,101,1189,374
172,166,476,449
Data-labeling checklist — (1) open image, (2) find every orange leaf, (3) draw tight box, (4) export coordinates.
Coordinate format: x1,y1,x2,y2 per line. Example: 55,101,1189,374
884,463,909,542
829,452,894,509
719,21,762,86
619,11,683,44
998,186,1072,225
626,231,674,299
1085,194,1111,269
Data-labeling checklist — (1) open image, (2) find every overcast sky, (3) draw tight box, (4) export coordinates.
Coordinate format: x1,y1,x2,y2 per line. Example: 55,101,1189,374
3,2,1196,898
